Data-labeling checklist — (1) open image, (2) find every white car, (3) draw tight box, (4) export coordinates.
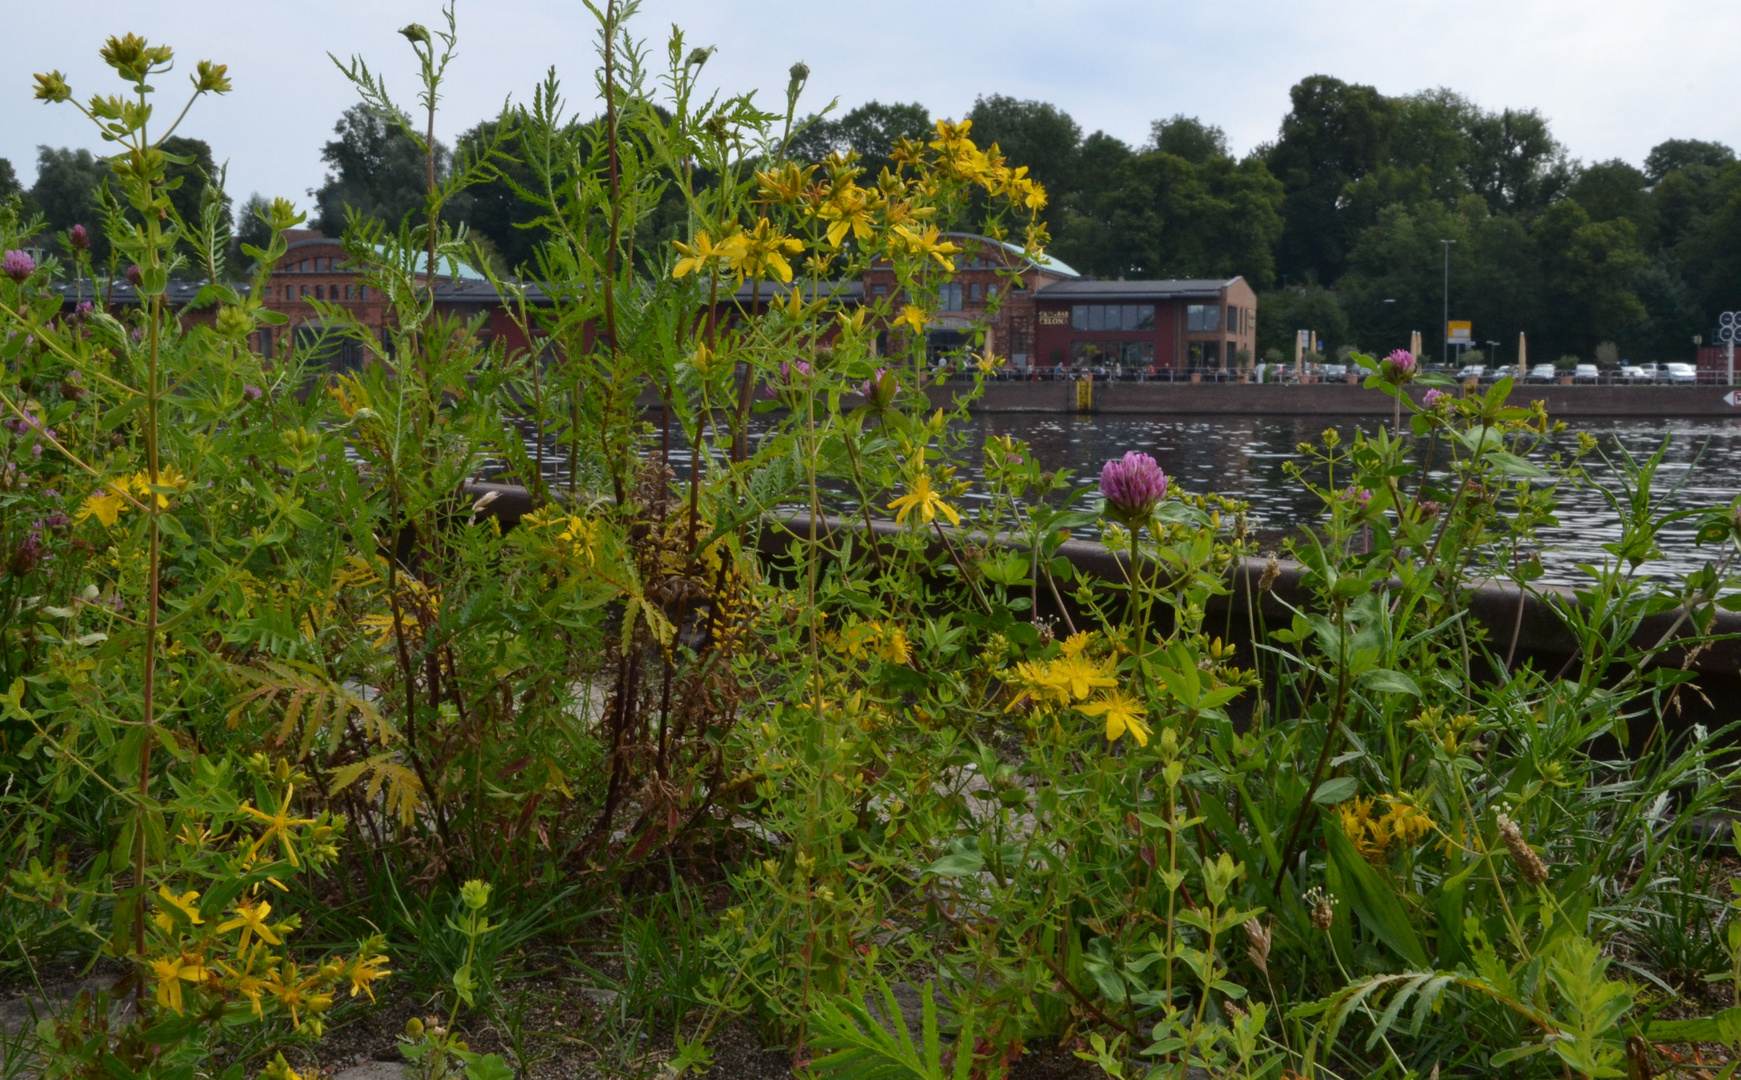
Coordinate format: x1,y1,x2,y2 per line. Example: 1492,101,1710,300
1456,364,1486,381
1526,363,1558,383
1623,362,1661,383
1573,363,1599,383
1664,362,1698,384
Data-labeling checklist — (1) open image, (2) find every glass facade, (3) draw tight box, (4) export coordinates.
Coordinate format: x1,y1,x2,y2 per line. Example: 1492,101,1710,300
1070,304,1156,331
1071,341,1155,369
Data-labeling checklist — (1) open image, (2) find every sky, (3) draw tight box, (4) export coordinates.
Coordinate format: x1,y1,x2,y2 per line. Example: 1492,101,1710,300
5,0,1740,210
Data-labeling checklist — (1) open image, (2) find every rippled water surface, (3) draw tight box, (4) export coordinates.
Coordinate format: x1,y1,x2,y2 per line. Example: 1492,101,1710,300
508,413,1741,586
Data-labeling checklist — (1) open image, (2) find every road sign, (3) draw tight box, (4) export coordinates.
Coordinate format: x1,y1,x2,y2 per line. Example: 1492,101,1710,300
1723,327,1737,344
1723,312,1738,328
1725,391,1741,406
1446,320,1473,344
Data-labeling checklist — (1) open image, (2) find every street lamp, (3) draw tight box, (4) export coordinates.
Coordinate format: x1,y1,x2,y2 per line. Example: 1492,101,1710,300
1440,240,1456,367
1486,339,1500,373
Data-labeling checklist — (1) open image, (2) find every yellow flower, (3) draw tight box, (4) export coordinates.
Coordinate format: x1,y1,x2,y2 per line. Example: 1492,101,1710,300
557,515,599,565
895,304,929,336
727,218,803,283
891,223,961,271
150,953,205,1014
75,488,129,527
1051,654,1117,701
974,352,1005,375
1058,631,1093,658
263,960,308,1026
156,886,205,926
818,185,878,248
888,473,960,528
346,952,391,1001
218,898,283,951
241,787,317,867
671,230,742,279
1077,691,1151,747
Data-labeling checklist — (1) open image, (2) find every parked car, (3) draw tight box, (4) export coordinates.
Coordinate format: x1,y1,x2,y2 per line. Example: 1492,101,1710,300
1318,363,1348,379
1456,363,1486,381
1573,363,1599,383
1526,363,1558,383
1621,362,1661,383
1664,362,1698,384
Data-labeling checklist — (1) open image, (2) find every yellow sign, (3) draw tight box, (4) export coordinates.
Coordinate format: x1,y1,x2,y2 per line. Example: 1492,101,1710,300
1446,320,1473,344
1039,310,1070,326
1075,377,1093,412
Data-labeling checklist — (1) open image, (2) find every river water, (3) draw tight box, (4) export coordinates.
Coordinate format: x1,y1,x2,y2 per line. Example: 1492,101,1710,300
510,413,1741,587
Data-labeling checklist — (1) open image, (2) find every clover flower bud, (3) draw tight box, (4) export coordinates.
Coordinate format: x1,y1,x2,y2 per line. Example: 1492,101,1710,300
1099,451,1167,522
1422,388,1449,412
244,385,263,401
2,250,35,282
125,264,143,287
69,224,89,251
1380,349,1417,384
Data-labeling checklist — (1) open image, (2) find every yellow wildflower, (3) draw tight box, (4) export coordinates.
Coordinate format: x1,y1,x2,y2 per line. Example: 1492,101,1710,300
557,515,598,565
895,304,929,336
671,230,743,279
818,185,878,248
1077,691,1151,747
218,897,283,950
150,953,205,1014
240,787,317,867
1051,654,1117,701
75,487,128,527
888,472,960,528
727,218,803,283
155,886,205,927
1058,631,1093,658
891,223,960,271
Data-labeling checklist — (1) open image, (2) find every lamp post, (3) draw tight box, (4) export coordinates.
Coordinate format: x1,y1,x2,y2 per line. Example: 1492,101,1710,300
1440,240,1456,367
1486,339,1500,376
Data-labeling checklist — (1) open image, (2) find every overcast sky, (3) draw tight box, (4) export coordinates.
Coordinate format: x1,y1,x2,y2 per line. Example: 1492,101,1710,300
6,0,1740,211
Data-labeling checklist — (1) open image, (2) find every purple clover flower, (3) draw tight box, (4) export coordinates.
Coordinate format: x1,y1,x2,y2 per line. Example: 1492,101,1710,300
243,384,263,401
74,301,94,319
69,224,89,251
125,264,143,287
1380,349,1417,384
2,250,35,282
1422,388,1449,411
1100,451,1168,521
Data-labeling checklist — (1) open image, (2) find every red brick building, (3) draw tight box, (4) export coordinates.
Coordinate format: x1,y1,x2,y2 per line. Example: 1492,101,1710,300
1028,276,1257,375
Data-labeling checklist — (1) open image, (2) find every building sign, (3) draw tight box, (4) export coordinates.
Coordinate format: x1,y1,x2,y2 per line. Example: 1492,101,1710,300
1038,309,1070,326
1446,320,1473,344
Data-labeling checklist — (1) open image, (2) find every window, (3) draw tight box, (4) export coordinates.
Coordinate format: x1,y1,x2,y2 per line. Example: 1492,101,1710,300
969,282,982,303
358,286,368,301
257,329,274,359
315,285,324,300
298,260,308,273
1072,304,1156,331
1227,305,1239,334
987,284,999,300
299,285,310,299
872,283,889,296
284,284,294,300
938,283,963,310
1186,304,1222,333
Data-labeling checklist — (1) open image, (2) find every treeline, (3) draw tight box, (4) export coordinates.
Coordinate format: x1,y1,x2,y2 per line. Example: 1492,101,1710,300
6,74,1738,362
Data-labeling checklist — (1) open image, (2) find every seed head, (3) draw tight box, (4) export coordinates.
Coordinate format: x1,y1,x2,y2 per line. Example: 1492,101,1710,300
1304,887,1336,931
1495,813,1548,887
1244,918,1272,976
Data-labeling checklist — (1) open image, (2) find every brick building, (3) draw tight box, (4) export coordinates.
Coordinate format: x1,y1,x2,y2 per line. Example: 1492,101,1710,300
59,228,1256,377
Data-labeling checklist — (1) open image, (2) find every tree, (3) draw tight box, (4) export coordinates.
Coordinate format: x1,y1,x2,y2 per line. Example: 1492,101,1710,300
0,158,21,201
1256,283,1350,359
1566,159,1652,228
1265,75,1397,285
1148,115,1228,164
1644,138,1735,184
1084,151,1283,286
234,194,274,267
313,103,448,234
1460,107,1570,215
1532,198,1648,355
30,147,112,260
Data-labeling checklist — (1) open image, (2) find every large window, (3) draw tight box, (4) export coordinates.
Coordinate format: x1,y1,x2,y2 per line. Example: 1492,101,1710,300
938,283,964,311
1070,304,1155,331
1187,304,1222,332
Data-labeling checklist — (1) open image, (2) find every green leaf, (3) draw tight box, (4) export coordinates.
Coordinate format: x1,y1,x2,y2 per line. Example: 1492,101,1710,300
1325,820,1428,967
1359,669,1420,697
925,837,984,878
1311,777,1360,805
1487,451,1548,478
1643,1004,1741,1044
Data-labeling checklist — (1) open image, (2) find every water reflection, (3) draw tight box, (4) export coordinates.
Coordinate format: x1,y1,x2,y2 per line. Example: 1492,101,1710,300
504,413,1741,587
